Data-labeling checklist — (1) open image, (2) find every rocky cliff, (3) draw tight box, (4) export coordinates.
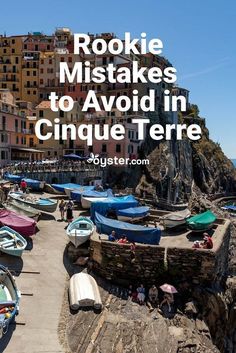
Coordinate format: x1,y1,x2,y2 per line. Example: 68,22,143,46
135,107,236,203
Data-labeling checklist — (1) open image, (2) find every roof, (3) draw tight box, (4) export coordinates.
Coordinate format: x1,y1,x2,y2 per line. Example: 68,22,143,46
11,147,44,153
36,100,70,109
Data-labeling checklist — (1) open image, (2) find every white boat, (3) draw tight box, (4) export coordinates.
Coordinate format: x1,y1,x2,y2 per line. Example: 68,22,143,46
69,272,102,311
8,192,57,213
66,217,95,247
161,209,191,229
81,196,107,209
0,265,21,338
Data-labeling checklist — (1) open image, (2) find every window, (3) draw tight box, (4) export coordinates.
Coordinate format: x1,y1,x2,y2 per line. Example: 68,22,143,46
29,138,34,147
12,48,15,53
12,39,15,44
102,144,107,153
16,136,19,144
40,68,44,74
116,144,121,153
41,59,44,64
39,110,44,118
40,79,44,84
47,45,50,50
33,71,37,76
59,110,64,118
15,57,19,64
27,90,30,95
24,44,27,50
27,71,30,76
33,90,36,95
1,151,6,160
35,45,38,51
49,59,52,64
61,57,64,62
15,119,18,132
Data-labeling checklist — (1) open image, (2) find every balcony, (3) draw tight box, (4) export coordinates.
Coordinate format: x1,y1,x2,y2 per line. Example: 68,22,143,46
0,77,19,82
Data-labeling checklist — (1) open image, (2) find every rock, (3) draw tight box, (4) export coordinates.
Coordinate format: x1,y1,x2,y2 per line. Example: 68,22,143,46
184,301,198,317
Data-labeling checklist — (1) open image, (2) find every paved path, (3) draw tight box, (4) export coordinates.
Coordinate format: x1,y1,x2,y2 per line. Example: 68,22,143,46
0,200,68,353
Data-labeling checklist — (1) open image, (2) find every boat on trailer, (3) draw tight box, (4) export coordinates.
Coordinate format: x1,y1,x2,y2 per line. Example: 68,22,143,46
116,206,150,222
8,192,57,213
69,272,102,311
0,265,20,338
67,217,95,247
0,226,27,257
186,210,216,232
161,209,191,229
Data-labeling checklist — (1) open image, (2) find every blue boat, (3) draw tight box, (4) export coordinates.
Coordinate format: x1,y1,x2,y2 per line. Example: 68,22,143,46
4,174,23,183
0,265,20,338
90,195,138,220
221,205,236,212
51,183,82,194
71,186,95,202
95,212,161,245
0,226,27,257
117,206,150,222
22,178,45,191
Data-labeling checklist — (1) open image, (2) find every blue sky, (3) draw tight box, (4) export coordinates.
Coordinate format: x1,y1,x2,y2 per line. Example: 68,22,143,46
1,0,236,157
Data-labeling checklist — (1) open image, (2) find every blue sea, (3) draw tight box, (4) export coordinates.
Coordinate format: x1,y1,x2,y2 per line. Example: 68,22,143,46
231,159,236,168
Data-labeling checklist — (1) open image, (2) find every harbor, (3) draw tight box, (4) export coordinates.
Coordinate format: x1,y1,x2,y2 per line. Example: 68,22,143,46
0,178,234,352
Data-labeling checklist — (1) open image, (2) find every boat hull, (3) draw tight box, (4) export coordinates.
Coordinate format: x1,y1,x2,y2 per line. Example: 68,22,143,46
0,265,20,337
67,217,94,247
9,193,57,213
0,226,27,257
3,201,40,221
81,196,108,209
69,273,102,311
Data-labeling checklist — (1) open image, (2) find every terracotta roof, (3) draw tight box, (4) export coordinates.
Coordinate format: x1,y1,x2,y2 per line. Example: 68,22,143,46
36,100,70,109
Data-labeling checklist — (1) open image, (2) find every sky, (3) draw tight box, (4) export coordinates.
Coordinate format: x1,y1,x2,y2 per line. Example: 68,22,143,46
1,0,236,157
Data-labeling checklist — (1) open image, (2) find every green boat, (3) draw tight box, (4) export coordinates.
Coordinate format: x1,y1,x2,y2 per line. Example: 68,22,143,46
186,210,216,232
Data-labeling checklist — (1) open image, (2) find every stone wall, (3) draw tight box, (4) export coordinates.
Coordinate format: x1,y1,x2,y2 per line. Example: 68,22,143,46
23,170,104,185
90,220,231,286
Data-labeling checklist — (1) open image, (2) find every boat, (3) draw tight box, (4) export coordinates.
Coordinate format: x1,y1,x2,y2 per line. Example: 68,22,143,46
71,186,95,202
90,195,138,220
221,204,236,212
8,192,57,213
81,189,113,209
0,210,36,237
0,226,27,257
0,265,21,338
67,217,95,247
95,212,161,245
4,174,23,183
3,200,41,221
51,183,82,194
161,209,191,229
69,272,102,311
116,206,150,222
22,178,45,191
186,210,216,232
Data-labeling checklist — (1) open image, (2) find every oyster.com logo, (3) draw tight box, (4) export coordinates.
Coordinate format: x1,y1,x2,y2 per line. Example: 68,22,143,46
87,153,99,163
86,153,149,168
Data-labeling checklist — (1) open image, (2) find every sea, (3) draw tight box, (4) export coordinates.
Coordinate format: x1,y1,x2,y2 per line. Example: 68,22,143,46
232,159,236,168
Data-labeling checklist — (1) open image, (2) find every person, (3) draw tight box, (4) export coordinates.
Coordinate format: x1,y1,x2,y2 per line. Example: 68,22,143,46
118,235,128,244
160,292,174,312
128,285,137,302
137,284,145,304
20,179,27,193
130,242,136,262
201,233,213,249
148,285,158,305
13,184,19,192
59,199,66,221
66,199,74,223
108,230,116,242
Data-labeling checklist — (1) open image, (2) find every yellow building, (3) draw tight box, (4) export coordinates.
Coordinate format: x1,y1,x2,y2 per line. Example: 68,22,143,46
0,35,24,100
35,100,83,158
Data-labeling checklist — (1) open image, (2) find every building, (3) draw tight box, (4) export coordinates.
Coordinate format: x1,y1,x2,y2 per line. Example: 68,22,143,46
35,100,83,158
0,35,24,100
